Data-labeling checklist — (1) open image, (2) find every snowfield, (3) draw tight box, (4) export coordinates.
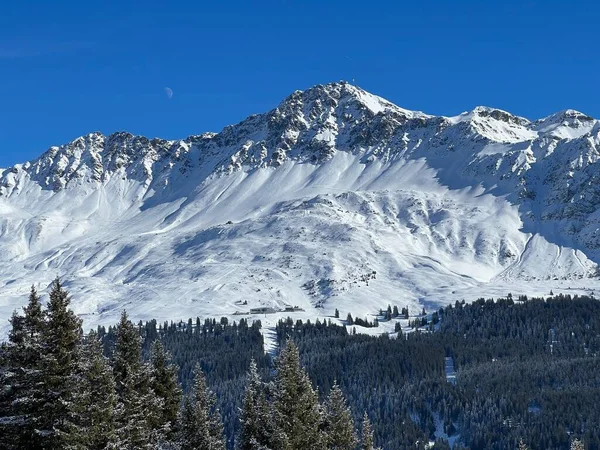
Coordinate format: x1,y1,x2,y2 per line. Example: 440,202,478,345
1,81,600,337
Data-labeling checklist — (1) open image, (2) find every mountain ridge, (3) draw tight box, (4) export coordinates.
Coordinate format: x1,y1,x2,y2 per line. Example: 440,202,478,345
2,81,597,197
1,81,600,335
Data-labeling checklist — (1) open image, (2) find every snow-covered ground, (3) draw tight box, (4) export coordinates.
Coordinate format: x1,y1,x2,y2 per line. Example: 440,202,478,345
1,81,600,338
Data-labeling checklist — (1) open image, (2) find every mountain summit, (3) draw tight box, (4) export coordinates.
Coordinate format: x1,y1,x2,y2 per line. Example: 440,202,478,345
1,82,600,332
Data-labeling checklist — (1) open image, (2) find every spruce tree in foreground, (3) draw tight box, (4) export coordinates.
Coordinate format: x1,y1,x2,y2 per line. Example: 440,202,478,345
77,330,118,449
113,310,161,449
0,286,45,448
178,363,226,450
38,278,84,448
238,359,275,450
150,339,182,437
323,383,358,450
273,341,325,450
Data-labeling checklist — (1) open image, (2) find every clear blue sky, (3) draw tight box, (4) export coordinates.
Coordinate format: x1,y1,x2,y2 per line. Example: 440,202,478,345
1,0,598,167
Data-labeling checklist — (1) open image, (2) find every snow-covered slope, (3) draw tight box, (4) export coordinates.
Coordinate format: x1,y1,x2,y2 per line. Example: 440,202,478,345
1,81,600,334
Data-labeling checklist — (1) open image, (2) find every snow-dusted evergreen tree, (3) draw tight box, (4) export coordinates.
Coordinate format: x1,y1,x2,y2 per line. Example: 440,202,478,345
37,278,84,448
361,413,379,450
273,341,325,450
238,359,275,450
113,311,142,388
518,439,529,450
75,330,118,449
571,439,584,450
0,286,45,448
178,363,226,450
112,310,161,449
149,339,182,438
23,285,44,344
323,383,357,450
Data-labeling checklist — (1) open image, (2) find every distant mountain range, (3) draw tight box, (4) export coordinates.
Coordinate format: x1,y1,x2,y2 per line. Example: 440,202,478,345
2,81,600,333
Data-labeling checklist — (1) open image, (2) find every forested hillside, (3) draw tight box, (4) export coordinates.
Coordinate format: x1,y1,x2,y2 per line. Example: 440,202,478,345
2,281,599,449
279,295,600,449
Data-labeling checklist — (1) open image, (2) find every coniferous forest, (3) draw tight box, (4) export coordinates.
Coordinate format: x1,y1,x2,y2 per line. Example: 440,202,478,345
1,280,600,449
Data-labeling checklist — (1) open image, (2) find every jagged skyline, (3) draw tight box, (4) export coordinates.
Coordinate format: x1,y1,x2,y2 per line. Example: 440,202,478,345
1,1,599,168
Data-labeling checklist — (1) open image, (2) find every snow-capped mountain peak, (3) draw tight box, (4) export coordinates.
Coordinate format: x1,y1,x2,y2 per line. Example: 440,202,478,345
1,81,600,335
532,109,597,139
446,106,536,143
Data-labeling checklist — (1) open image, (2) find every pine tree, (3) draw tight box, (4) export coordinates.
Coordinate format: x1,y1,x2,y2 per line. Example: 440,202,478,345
113,311,161,449
76,330,118,449
273,341,325,450
238,359,275,450
149,339,182,437
6,310,25,347
113,311,143,389
0,287,45,448
23,285,44,346
38,279,84,448
114,365,159,449
571,439,584,450
361,413,378,450
323,383,358,450
178,364,226,450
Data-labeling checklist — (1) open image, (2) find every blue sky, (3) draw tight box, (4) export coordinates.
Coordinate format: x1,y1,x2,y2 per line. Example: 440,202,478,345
1,0,598,167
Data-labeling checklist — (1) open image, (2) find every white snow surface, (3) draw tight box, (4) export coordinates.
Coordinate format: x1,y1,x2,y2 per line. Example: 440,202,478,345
2,81,600,337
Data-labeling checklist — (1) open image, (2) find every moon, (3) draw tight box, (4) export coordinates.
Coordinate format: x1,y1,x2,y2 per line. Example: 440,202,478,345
164,87,173,100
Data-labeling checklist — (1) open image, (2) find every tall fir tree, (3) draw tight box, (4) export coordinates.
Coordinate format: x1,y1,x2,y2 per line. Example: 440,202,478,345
6,310,25,348
149,339,182,438
113,310,143,389
273,341,325,450
323,383,358,450
38,279,84,449
20,285,45,367
238,359,275,450
178,363,226,450
76,330,118,449
361,413,378,450
0,287,45,448
112,310,161,449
